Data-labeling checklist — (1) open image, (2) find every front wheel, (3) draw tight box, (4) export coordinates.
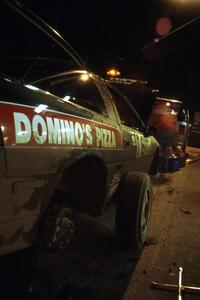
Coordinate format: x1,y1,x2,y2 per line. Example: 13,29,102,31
115,172,152,250
40,193,75,253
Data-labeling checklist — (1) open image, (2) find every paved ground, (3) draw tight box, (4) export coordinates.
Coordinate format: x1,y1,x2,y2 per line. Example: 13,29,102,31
187,146,200,163
124,147,200,300
1,146,200,300
31,145,200,300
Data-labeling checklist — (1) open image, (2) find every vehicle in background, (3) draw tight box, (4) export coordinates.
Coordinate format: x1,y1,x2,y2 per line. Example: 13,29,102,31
188,112,200,148
192,112,200,130
150,97,191,152
176,102,191,152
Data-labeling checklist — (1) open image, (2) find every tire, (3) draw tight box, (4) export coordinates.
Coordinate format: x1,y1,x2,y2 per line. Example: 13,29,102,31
115,172,152,250
47,211,75,250
40,193,75,253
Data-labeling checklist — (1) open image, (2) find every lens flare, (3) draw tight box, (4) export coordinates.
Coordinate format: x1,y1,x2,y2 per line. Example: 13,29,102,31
156,17,172,36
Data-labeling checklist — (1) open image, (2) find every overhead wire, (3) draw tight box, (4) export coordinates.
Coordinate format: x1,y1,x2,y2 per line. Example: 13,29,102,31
125,14,200,60
61,14,200,65
63,13,200,70
155,38,199,56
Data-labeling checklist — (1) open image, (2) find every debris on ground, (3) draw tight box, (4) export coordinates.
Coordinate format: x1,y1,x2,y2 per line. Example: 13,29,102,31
167,187,176,194
168,268,176,276
144,237,158,247
180,208,192,215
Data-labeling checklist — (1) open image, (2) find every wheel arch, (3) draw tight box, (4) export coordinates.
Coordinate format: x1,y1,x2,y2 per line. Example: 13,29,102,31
55,155,108,216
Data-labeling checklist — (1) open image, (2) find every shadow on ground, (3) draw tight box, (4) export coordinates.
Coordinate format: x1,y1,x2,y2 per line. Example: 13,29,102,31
33,215,140,300
0,248,37,300
0,209,141,300
151,173,172,186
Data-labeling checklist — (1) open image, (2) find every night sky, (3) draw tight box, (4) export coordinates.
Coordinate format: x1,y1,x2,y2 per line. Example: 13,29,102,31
7,1,200,109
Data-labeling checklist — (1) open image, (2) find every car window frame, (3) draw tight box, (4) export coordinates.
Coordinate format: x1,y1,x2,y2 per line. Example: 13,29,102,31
106,83,145,131
30,70,108,117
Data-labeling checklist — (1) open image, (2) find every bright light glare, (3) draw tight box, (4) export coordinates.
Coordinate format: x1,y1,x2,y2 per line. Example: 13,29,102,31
169,0,200,4
4,78,12,82
63,95,71,102
107,69,121,77
18,131,27,136
154,38,160,43
186,158,192,163
166,102,171,106
80,74,89,81
53,29,62,38
25,84,39,91
171,109,177,115
34,104,48,113
156,17,172,36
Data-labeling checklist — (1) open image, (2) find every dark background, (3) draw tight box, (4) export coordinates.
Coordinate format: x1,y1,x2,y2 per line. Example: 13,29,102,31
8,0,200,110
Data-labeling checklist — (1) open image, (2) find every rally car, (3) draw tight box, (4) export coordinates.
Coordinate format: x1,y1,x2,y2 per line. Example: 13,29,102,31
0,0,159,255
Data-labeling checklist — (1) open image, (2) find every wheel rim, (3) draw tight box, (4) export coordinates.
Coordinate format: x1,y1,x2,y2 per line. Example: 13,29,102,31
140,189,151,241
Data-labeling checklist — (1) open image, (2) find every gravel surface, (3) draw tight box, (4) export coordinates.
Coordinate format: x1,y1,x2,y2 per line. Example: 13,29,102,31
124,158,200,300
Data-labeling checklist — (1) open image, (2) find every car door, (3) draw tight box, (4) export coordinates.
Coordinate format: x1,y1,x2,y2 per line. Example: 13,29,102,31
107,86,148,171
32,71,124,161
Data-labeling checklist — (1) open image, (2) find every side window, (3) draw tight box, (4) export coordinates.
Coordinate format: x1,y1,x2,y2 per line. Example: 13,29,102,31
108,86,141,129
178,107,189,123
36,73,107,115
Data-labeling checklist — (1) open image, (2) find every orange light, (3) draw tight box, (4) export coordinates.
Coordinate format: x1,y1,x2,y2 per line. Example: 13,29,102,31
80,74,89,81
107,69,121,77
